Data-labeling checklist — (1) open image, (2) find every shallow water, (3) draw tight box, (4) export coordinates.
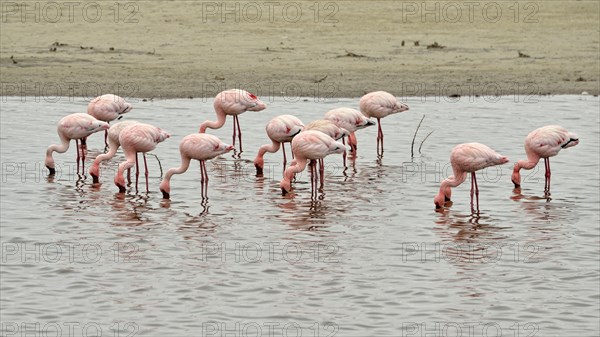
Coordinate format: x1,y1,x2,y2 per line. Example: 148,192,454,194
1,95,598,337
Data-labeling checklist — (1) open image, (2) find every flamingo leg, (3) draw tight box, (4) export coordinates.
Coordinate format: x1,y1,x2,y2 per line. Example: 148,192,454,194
75,139,81,175
232,116,237,148
282,142,287,174
377,118,384,156
143,153,149,193
104,130,109,151
319,158,325,191
309,160,316,198
544,158,551,193
127,168,132,184
473,172,480,212
235,115,243,152
342,138,347,167
470,171,475,209
200,160,209,199
135,152,140,192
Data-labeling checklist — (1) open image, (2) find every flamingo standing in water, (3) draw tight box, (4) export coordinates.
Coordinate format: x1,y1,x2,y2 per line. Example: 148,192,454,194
511,125,579,193
302,119,350,186
280,130,347,197
89,120,139,184
254,115,304,176
115,123,170,193
434,143,509,211
199,89,266,153
324,107,375,153
87,94,133,147
45,113,110,175
160,134,234,199
359,91,409,156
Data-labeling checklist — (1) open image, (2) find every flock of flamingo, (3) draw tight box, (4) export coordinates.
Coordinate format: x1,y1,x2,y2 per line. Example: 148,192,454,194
44,89,580,210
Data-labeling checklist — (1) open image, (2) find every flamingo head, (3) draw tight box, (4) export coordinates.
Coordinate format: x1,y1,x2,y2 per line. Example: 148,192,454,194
335,128,350,141
159,180,170,199
395,101,409,113
114,174,126,193
495,156,510,165
90,164,100,184
120,102,133,114
562,134,579,149
156,129,171,143
87,120,110,133
280,178,292,195
254,157,264,176
511,163,522,188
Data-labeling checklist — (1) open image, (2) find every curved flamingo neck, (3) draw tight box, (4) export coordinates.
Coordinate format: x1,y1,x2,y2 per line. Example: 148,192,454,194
514,151,540,172
164,154,192,182
258,141,281,157
45,134,70,168
282,157,307,183
93,142,119,167
200,105,227,132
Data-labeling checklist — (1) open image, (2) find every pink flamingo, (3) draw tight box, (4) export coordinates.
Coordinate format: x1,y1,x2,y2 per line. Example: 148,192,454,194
511,125,579,192
87,94,133,147
280,130,347,196
160,134,234,199
114,123,170,193
324,107,375,153
45,113,110,175
89,120,139,184
359,91,409,156
254,114,304,176
434,143,509,211
199,89,267,153
302,119,350,185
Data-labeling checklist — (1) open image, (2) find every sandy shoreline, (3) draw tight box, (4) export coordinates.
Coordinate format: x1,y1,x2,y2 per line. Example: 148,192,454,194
1,1,599,99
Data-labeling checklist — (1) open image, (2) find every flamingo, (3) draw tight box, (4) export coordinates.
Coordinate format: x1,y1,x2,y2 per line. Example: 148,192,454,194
324,107,375,153
434,143,509,211
280,130,347,196
359,91,409,156
160,134,234,199
199,89,266,153
45,113,110,176
511,125,579,193
302,119,350,183
114,123,170,193
254,115,304,176
89,120,139,184
87,94,133,147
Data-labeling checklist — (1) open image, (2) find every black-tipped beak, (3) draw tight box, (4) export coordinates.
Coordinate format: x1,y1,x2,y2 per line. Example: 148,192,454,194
117,184,126,193
91,174,99,184
292,129,302,137
281,187,288,195
366,120,376,126
47,166,55,176
444,196,451,202
512,180,520,188
561,138,579,148
255,164,263,177
435,203,442,209
161,190,170,199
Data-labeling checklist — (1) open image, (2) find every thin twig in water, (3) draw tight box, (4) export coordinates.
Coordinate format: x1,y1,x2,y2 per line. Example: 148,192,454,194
411,115,426,158
418,130,434,154
149,154,163,178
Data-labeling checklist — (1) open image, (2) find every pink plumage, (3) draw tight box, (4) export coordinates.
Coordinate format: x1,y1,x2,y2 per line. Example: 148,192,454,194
199,89,266,153
359,91,409,156
511,125,579,191
87,94,133,147
160,134,234,199
280,130,347,195
254,114,304,176
114,123,170,193
89,120,139,183
324,107,375,152
434,143,509,210
45,113,110,175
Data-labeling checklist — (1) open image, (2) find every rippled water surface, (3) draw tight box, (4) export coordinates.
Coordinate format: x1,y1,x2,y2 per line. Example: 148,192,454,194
1,95,599,337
